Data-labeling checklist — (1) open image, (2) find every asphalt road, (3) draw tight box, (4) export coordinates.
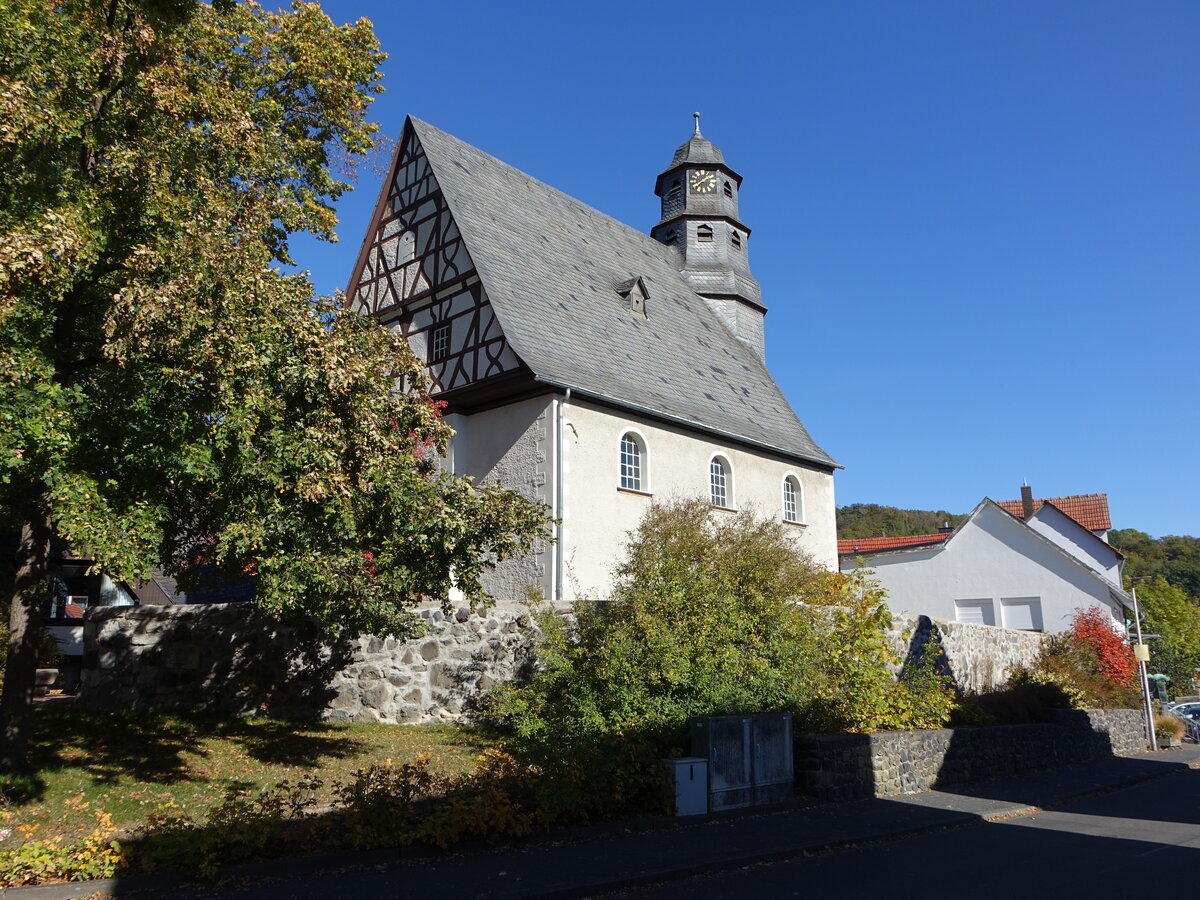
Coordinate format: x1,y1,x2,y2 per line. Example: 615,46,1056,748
616,766,1200,899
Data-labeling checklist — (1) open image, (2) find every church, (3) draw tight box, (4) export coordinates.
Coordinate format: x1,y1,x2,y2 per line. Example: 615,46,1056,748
347,116,839,605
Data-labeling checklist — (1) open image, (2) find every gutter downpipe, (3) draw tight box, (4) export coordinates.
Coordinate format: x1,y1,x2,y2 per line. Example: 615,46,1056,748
555,388,571,605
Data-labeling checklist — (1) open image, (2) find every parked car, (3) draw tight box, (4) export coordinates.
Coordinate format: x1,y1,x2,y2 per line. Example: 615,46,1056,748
1166,702,1200,719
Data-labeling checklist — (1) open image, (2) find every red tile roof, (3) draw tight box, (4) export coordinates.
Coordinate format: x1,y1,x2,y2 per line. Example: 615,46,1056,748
997,493,1111,532
837,533,950,556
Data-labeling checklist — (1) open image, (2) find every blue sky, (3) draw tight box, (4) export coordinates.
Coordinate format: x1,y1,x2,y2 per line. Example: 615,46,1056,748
294,1,1199,537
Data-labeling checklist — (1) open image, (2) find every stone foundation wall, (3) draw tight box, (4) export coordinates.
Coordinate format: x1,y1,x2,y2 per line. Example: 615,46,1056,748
79,603,536,724
795,708,1145,800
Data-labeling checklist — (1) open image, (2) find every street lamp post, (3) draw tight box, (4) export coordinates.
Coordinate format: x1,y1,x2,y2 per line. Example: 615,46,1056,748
1130,577,1157,752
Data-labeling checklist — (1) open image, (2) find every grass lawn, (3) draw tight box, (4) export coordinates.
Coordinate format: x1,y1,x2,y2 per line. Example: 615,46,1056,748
0,703,492,848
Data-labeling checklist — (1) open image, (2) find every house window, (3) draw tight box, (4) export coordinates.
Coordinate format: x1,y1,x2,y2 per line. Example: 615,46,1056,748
709,455,732,508
955,599,996,626
668,181,682,200
782,475,803,523
697,224,714,243
431,324,450,362
620,433,645,491
1001,597,1044,632
723,181,733,199
731,230,742,250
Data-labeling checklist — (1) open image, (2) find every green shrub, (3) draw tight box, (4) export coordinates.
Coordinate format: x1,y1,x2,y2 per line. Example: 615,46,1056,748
485,500,955,821
805,572,956,733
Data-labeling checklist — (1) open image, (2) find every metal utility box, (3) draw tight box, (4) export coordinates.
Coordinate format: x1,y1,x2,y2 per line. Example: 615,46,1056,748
662,757,708,816
691,714,793,811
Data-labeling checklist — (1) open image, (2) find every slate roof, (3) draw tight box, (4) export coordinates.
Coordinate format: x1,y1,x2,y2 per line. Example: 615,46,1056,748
669,131,725,167
997,493,1112,532
837,533,950,556
410,117,837,469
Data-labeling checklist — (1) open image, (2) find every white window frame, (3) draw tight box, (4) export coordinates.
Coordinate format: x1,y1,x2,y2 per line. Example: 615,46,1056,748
708,453,734,509
781,472,804,524
431,323,451,362
618,430,649,493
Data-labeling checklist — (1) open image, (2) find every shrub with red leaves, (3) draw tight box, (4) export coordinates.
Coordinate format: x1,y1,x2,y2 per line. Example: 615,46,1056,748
1071,606,1137,688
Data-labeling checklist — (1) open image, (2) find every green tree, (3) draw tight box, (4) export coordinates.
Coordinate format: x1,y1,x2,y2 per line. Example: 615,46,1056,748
0,0,546,769
1136,577,1200,691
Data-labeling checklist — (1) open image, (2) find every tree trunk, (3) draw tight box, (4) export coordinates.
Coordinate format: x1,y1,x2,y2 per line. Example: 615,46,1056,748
1,504,52,773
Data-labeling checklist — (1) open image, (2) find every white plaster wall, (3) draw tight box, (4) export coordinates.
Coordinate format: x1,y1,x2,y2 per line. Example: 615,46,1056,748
842,503,1122,634
1026,504,1123,585
561,397,837,601
445,397,554,607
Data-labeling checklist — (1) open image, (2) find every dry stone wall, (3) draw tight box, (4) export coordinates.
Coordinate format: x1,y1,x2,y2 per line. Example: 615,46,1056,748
887,613,1051,693
80,603,536,723
80,602,1051,724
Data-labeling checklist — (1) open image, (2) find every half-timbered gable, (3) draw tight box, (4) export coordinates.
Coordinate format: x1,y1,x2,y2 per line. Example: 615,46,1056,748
349,128,521,396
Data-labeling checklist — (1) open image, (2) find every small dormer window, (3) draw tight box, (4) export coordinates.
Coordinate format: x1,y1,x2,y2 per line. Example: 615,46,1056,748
731,230,742,250
663,230,678,246
723,181,733,199
616,276,649,318
697,224,714,243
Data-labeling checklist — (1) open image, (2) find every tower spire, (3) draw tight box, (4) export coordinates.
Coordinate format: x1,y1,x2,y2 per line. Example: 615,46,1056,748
650,119,765,360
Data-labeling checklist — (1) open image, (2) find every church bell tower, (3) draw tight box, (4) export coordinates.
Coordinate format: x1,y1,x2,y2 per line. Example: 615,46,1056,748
651,114,766,360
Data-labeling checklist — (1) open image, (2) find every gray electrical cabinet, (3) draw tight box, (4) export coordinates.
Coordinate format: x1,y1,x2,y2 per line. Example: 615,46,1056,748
662,757,708,816
691,714,793,811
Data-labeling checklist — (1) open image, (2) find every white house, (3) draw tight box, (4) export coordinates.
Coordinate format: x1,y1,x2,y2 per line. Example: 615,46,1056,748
838,490,1131,634
347,117,840,605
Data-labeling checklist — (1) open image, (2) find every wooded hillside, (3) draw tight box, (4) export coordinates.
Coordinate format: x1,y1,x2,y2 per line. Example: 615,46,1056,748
836,504,968,540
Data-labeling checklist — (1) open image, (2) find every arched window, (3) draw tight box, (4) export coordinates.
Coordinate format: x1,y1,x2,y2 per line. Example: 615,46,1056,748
620,432,645,491
723,180,734,199
783,474,803,523
709,455,732,508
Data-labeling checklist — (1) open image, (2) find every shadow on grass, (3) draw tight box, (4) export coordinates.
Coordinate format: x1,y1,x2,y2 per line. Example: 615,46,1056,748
210,718,368,768
0,706,371,804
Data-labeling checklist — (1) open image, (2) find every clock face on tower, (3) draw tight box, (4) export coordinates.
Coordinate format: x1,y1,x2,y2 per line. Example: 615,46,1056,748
689,169,717,193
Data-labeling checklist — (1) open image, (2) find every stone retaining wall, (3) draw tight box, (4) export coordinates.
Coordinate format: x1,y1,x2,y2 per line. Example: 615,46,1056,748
79,602,536,723
795,708,1145,800
79,601,1055,724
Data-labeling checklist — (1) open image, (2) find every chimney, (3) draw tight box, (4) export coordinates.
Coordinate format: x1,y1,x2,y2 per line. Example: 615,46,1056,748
1021,483,1035,519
